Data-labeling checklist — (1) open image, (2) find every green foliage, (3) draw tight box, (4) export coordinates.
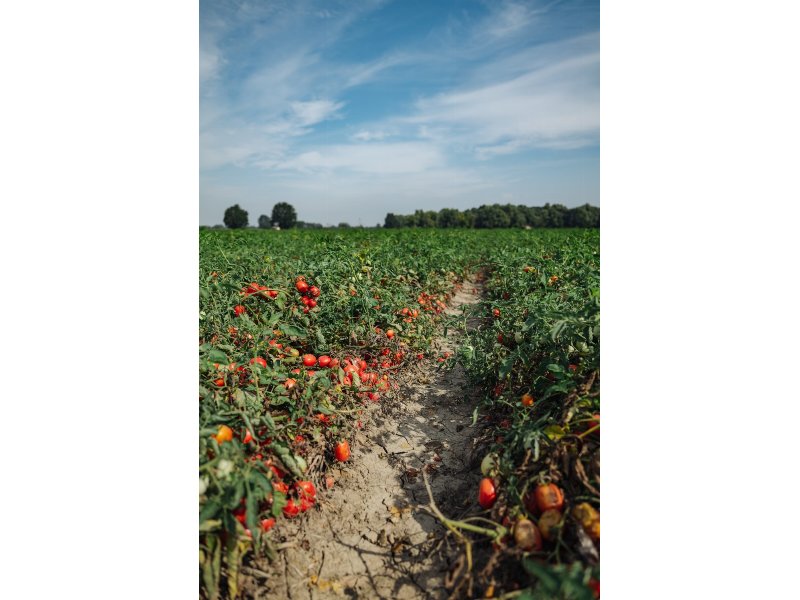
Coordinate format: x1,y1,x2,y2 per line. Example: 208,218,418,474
257,215,271,229
198,228,600,598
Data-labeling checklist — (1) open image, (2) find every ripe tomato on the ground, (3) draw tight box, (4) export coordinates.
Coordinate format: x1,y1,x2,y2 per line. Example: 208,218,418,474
478,478,496,509
334,440,351,462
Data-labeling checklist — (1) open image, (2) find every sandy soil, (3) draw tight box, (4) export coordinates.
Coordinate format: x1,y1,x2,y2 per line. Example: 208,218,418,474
242,280,484,599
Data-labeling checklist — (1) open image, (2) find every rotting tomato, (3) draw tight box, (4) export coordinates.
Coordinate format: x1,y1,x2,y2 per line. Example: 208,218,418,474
537,509,561,541
513,518,542,551
478,478,496,509
533,483,564,513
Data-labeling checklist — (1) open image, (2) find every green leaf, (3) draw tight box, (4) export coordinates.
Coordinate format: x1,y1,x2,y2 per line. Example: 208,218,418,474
271,490,287,517
544,425,565,440
208,349,228,364
245,486,259,533
279,324,306,338
249,470,273,495
201,534,222,600
499,356,515,379
199,519,221,533
199,499,221,524
523,559,560,592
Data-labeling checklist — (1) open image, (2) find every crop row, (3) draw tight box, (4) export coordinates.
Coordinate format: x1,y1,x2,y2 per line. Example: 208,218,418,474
199,229,482,599
453,229,600,599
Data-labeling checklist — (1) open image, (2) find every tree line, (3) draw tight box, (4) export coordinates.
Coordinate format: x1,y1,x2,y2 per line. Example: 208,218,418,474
215,202,599,230
384,203,599,229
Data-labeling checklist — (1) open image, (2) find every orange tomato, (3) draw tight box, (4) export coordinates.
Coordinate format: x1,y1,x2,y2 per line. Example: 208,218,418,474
334,440,350,462
478,478,497,509
215,425,233,443
533,484,564,513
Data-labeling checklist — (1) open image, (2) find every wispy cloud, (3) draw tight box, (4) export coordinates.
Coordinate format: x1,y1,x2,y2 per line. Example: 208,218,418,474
272,142,444,174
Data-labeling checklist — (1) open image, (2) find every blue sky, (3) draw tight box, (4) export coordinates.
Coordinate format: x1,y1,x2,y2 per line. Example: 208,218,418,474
200,0,599,226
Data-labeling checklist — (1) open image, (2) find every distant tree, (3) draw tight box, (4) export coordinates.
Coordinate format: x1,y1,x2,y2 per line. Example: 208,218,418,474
437,208,466,228
223,204,249,229
271,202,297,229
542,203,569,228
567,204,600,227
411,209,436,228
338,222,351,228
384,213,405,228
258,214,271,229
474,205,511,228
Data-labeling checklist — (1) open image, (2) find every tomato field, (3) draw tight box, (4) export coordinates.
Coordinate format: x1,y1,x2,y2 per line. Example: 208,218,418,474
199,228,599,599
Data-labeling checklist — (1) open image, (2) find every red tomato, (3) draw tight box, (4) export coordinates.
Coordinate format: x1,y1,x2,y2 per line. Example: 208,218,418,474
309,286,321,297
588,578,600,599
334,440,351,462
249,356,267,368
301,296,310,306
284,378,297,389
234,305,246,316
242,430,253,444
214,378,225,387
318,355,331,368
283,498,300,518
492,309,500,318
272,481,289,495
386,329,395,339
260,518,276,532
295,279,309,294
533,484,564,513
302,354,317,367
307,298,317,308
295,480,317,501
478,478,497,509
329,358,340,368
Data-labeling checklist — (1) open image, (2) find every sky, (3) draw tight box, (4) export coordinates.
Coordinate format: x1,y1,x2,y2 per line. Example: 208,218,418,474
200,0,599,227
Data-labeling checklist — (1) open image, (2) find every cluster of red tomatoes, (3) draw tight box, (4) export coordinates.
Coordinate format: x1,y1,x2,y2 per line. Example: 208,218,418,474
212,421,352,532
294,276,321,314
417,292,448,314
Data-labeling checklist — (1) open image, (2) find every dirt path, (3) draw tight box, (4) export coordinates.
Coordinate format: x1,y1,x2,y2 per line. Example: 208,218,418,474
244,279,484,599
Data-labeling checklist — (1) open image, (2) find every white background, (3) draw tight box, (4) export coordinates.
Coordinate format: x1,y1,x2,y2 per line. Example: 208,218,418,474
1,1,799,598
